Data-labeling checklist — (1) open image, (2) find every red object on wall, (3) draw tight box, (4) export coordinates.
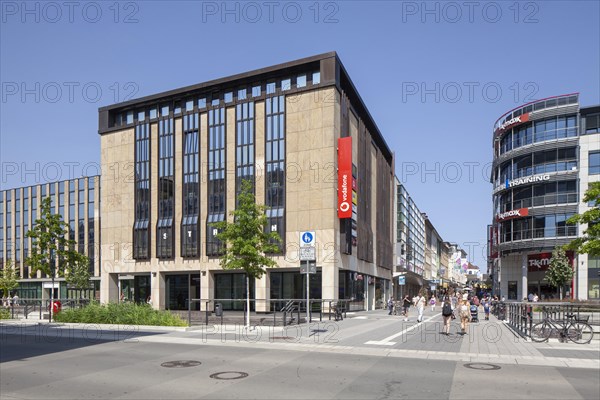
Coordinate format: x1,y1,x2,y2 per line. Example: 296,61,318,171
527,251,575,272
338,137,352,218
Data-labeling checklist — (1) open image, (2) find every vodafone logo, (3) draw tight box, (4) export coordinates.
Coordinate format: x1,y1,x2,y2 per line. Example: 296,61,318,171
340,202,350,212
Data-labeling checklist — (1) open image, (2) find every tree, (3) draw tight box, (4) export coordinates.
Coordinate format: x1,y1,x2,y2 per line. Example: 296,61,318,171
0,259,20,299
212,179,282,329
565,181,600,256
545,246,574,300
26,197,90,322
64,251,91,303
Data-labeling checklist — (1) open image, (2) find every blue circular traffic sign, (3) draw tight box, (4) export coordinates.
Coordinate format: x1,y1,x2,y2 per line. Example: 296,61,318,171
302,232,313,244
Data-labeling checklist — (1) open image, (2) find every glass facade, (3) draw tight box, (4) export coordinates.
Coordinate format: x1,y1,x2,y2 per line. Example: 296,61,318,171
235,101,255,197
207,107,226,256
134,123,150,259
182,113,200,258
265,95,285,248
499,115,578,154
499,147,577,183
589,151,600,175
157,118,175,259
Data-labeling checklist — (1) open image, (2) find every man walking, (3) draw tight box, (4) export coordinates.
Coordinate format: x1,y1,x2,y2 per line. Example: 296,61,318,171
415,292,426,323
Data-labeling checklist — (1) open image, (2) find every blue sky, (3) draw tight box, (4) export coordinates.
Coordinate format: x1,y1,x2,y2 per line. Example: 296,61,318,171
1,1,599,270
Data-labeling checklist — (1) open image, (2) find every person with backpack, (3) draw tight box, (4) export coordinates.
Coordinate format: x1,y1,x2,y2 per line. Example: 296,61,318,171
441,297,454,335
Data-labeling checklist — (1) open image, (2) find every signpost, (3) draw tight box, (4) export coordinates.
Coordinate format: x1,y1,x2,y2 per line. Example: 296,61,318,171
300,231,316,323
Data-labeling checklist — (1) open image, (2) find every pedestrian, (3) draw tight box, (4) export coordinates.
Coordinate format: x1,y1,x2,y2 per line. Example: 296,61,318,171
146,295,152,306
458,298,470,335
402,294,411,321
415,292,426,323
1,296,6,307
533,293,539,302
387,297,394,315
429,295,437,312
483,298,490,320
12,293,19,306
441,297,453,335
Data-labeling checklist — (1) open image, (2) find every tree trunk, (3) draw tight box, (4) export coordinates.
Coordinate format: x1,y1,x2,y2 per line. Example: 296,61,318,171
559,285,563,300
246,274,250,330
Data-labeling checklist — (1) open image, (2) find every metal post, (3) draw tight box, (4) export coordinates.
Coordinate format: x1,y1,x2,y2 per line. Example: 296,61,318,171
306,261,310,324
188,298,191,327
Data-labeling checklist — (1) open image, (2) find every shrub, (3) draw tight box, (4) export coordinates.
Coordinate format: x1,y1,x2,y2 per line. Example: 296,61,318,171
0,307,10,320
53,301,188,327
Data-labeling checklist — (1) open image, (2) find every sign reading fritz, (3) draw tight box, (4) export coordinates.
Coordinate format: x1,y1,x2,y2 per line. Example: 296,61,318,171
338,137,352,218
496,208,529,221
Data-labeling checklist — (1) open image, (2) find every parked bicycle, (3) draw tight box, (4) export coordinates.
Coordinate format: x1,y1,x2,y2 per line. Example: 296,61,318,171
530,312,594,344
331,302,343,321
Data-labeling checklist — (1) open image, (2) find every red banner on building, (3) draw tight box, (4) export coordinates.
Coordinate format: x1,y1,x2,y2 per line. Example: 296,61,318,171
527,251,575,272
496,208,529,221
338,137,352,219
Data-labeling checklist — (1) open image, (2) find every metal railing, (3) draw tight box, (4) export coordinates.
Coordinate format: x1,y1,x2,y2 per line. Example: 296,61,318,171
501,301,600,340
181,298,351,327
0,298,92,321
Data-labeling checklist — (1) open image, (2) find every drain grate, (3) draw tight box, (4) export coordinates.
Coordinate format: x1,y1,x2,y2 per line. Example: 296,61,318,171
463,363,501,371
161,360,202,368
210,371,249,380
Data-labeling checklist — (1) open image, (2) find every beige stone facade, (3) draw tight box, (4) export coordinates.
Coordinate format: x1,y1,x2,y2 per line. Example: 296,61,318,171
98,53,395,310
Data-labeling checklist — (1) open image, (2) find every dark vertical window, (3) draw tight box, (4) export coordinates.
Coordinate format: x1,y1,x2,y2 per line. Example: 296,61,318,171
6,191,12,260
589,151,600,175
182,113,200,258
0,191,4,268
88,178,95,273
15,190,20,267
207,107,226,256
78,178,85,255
23,188,29,278
157,118,175,259
69,180,75,244
265,95,285,249
236,101,255,197
134,123,150,260
58,181,65,219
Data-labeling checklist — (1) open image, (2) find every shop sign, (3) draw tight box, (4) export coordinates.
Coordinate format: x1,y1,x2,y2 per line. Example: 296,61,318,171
496,208,529,221
506,174,550,189
337,137,352,218
494,112,530,136
528,251,574,272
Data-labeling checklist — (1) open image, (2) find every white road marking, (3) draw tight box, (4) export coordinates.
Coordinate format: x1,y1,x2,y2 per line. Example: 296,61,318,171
365,313,442,346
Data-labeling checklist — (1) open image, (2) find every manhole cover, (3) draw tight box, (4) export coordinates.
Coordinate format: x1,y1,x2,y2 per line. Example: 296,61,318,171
463,363,501,371
161,360,202,368
210,371,249,380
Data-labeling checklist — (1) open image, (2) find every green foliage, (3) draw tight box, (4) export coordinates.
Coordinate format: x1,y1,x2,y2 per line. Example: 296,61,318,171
65,252,91,290
0,259,20,297
545,246,574,299
212,179,282,279
26,197,91,280
0,308,10,319
53,301,188,326
566,182,600,256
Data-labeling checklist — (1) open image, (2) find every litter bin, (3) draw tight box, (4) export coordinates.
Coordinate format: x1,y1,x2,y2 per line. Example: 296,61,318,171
215,303,223,317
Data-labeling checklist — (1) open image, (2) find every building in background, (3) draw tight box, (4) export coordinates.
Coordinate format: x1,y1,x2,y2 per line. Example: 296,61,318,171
98,52,395,311
0,176,101,300
489,93,600,300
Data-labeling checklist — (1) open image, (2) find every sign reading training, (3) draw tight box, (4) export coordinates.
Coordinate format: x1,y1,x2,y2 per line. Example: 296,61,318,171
338,137,352,219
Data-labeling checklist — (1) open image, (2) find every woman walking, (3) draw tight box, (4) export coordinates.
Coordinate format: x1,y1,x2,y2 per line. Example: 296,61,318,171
458,297,470,335
429,295,437,312
441,297,453,335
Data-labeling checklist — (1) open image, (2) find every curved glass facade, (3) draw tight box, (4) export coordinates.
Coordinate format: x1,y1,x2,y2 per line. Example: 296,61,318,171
492,94,580,246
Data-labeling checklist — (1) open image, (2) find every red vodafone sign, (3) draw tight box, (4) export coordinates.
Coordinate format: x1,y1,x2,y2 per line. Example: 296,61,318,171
338,137,352,219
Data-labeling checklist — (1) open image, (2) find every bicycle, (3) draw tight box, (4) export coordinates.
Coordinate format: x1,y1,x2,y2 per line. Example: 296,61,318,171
332,302,343,321
530,312,594,344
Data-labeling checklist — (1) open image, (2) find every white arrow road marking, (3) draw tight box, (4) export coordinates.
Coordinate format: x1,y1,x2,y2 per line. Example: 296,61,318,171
365,313,441,346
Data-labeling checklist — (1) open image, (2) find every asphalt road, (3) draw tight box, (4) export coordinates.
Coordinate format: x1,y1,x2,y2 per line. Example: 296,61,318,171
1,310,599,399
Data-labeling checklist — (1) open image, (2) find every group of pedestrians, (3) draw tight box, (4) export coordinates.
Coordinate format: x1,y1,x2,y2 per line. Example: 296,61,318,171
388,290,495,337
1,293,20,307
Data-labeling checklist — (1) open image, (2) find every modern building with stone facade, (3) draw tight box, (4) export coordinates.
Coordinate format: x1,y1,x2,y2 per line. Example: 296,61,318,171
98,52,395,311
489,93,600,300
0,176,101,300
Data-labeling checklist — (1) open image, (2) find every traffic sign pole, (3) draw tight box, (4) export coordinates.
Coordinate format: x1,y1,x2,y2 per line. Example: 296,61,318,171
306,260,310,324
